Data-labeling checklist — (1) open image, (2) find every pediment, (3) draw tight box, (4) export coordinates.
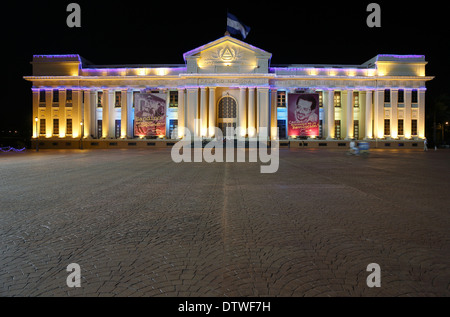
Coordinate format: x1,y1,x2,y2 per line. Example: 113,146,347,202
183,36,272,74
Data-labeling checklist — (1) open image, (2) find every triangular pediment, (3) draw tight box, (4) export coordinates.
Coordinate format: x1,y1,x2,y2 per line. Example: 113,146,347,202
183,36,272,74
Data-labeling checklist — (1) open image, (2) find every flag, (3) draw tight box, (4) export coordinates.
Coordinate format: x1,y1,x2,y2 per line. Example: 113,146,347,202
227,13,250,39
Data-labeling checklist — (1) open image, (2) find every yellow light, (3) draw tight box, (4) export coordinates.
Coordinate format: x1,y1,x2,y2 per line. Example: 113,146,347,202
309,69,317,76
367,69,376,77
35,117,39,122
348,70,356,77
138,69,147,76
156,68,167,76
329,70,336,76
59,133,65,138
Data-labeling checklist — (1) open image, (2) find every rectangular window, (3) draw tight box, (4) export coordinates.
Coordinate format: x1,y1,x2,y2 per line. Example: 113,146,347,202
169,119,178,138
384,119,390,136
169,91,178,107
398,89,404,103
39,89,46,103
319,119,323,138
384,89,390,103
398,119,404,136
318,91,323,108
334,92,341,107
411,119,418,136
97,91,103,107
115,120,121,138
353,92,359,108
412,90,418,103
335,120,341,139
66,119,73,135
277,91,286,107
277,120,286,139
97,120,103,138
115,91,121,108
66,89,73,102
53,119,59,135
354,120,359,140
40,119,46,135
53,89,59,103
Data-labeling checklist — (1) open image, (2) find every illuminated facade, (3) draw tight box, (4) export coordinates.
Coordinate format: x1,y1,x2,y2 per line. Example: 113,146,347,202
24,36,433,148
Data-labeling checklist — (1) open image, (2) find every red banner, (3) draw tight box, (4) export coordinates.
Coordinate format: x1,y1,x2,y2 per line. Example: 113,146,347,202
134,93,166,137
288,93,319,137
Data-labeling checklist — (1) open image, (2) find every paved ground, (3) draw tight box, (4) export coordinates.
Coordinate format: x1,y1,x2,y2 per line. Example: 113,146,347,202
0,148,449,297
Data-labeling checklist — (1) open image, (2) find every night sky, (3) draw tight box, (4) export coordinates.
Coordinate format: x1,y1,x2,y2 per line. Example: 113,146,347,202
3,0,449,135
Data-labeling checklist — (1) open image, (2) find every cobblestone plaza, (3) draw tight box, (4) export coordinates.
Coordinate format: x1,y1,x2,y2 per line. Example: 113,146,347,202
1,148,449,297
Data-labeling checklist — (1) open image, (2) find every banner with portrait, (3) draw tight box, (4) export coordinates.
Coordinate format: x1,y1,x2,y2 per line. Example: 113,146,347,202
134,93,166,137
287,93,320,137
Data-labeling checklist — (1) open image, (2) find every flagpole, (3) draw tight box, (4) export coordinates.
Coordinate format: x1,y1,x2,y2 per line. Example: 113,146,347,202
225,9,230,36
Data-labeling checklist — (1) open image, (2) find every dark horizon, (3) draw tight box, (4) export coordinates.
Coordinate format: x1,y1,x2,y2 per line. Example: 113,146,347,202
4,1,449,138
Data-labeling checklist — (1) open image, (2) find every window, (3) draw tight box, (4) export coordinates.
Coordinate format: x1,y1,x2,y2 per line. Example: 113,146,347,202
40,119,46,135
334,92,341,107
218,97,237,118
384,119,390,136
398,119,404,136
66,119,73,135
354,120,359,140
115,91,121,108
66,89,73,102
53,89,59,103
318,91,323,108
53,119,59,135
169,119,178,138
411,119,418,136
39,89,46,103
319,120,323,139
412,90,418,103
97,91,103,107
384,89,390,103
277,120,286,139
97,120,103,138
398,89,404,103
115,120,121,138
277,91,286,107
353,92,359,108
169,91,178,107
335,120,341,139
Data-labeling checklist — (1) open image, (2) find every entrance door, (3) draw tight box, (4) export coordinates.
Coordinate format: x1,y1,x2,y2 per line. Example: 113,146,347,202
217,96,237,138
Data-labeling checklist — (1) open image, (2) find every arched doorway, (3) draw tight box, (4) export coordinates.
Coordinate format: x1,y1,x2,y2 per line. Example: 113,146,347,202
217,96,237,137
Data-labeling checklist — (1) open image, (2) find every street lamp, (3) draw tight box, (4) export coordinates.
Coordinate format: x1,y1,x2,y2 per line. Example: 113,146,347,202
80,121,84,150
35,117,39,152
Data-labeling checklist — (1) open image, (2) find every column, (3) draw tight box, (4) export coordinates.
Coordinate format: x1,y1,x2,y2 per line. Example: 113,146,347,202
257,87,269,136
345,89,354,139
32,89,39,138
186,88,198,138
127,90,134,138
248,87,256,137
326,89,335,139
238,87,247,136
373,89,384,139
72,89,82,138
46,89,52,137
390,89,398,138
120,89,128,138
365,90,373,139
359,91,366,140
59,89,66,137
418,89,426,138
208,87,215,137
404,89,412,138
90,90,97,139
84,90,91,138
200,87,208,137
177,88,185,138
102,89,115,138
270,88,278,139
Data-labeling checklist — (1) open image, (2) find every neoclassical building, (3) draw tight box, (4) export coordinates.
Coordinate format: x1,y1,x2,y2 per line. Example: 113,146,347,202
24,36,433,148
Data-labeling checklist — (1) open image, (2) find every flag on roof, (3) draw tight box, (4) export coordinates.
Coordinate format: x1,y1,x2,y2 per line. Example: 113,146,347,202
227,13,250,39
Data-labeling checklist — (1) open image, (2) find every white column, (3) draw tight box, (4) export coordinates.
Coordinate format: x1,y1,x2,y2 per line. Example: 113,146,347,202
257,87,269,136
59,89,66,137
373,89,384,139
46,90,52,137
120,89,127,138
239,87,247,134
84,90,91,138
404,89,412,138
365,90,373,139
200,87,208,137
391,89,398,138
208,87,216,137
72,89,81,138
177,88,185,138
326,89,335,139
32,89,39,138
345,89,354,139
102,89,109,138
126,90,134,138
248,87,256,137
186,88,198,138
90,90,97,138
418,89,426,138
